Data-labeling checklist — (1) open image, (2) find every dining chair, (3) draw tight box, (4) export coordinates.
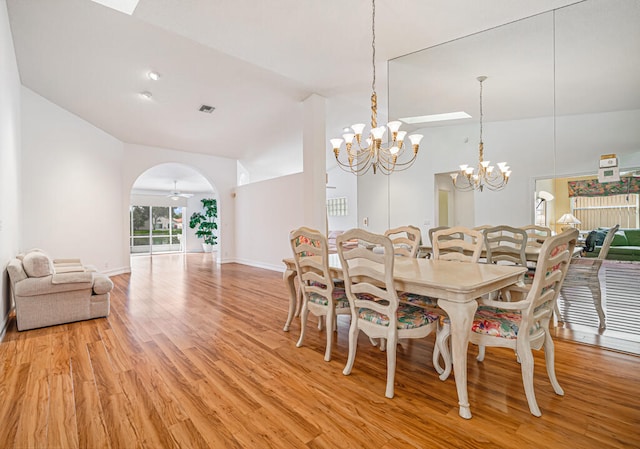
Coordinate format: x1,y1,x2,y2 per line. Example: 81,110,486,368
483,225,528,267
429,226,484,378
520,225,553,248
336,229,442,398
384,225,422,258
559,224,619,329
290,227,350,362
440,229,578,417
483,225,529,301
432,226,484,262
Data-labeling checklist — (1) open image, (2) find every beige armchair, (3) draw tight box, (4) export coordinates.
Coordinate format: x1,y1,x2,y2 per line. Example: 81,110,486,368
7,249,113,331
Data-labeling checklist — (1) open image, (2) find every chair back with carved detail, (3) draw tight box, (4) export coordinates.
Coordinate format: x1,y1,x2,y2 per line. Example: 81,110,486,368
290,227,350,362
432,226,483,263
384,225,422,258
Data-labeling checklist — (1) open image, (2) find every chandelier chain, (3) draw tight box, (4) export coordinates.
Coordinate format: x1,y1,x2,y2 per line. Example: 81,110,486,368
328,0,423,176
371,0,376,94
479,77,483,144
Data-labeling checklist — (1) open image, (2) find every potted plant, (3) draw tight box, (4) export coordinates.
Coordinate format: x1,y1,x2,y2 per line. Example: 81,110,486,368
189,198,218,252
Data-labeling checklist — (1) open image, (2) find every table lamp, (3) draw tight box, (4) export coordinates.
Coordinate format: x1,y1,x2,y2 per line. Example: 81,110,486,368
557,213,581,230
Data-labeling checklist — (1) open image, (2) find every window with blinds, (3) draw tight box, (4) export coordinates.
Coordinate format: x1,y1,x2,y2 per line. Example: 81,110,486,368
573,194,639,229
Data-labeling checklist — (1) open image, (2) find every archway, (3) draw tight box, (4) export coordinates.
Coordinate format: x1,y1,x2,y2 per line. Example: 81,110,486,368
129,163,218,256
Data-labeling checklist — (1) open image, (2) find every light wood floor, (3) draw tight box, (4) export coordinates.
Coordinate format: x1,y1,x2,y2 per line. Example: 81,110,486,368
1,253,639,448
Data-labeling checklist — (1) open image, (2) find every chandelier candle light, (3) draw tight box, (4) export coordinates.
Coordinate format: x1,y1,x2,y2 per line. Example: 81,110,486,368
451,76,511,191
330,0,423,175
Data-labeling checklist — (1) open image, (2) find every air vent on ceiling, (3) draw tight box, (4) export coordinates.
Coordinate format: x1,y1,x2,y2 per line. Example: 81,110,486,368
199,105,215,113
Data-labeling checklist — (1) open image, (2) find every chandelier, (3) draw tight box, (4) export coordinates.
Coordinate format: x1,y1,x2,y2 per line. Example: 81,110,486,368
451,76,511,191
329,0,422,175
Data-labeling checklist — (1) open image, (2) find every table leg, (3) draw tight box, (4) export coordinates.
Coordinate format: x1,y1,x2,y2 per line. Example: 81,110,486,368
283,268,297,331
437,298,478,419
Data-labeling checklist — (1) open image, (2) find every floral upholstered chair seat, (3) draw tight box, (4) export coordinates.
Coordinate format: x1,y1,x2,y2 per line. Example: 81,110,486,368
397,291,439,308
357,303,441,330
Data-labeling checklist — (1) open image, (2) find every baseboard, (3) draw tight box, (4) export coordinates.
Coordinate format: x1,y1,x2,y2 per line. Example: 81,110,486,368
0,311,10,343
102,266,131,276
231,258,285,272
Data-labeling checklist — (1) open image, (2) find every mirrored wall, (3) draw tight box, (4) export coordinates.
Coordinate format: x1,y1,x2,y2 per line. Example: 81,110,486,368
357,0,640,235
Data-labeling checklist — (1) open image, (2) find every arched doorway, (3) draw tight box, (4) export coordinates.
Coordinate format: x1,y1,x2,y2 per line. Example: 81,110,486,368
130,163,217,255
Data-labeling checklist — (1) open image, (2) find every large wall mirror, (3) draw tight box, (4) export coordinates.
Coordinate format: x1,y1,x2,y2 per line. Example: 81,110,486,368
356,0,640,237
369,0,640,340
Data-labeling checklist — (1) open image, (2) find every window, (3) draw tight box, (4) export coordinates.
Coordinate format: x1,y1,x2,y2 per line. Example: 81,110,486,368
327,197,347,217
572,194,639,229
130,205,184,254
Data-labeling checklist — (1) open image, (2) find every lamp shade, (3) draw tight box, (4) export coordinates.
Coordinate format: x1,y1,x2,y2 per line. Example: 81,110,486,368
557,213,581,225
537,190,555,202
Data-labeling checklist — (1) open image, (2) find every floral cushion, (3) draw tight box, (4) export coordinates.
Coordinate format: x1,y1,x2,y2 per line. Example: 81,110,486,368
358,303,440,329
470,306,541,339
294,235,321,257
309,287,349,309
397,291,438,308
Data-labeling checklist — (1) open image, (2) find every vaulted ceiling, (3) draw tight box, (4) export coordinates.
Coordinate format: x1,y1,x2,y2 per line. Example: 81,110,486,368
7,0,582,185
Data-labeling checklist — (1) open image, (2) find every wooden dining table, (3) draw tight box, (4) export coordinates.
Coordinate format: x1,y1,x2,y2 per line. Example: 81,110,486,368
282,254,527,419
417,244,583,261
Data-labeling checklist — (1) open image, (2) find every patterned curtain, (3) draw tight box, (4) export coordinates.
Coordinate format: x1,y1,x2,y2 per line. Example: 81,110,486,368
568,177,640,197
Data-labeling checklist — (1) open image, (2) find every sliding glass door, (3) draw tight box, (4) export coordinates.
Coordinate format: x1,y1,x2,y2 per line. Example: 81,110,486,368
130,205,184,254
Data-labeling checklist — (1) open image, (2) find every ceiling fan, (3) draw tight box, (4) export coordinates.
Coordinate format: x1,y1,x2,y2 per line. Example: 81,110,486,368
167,180,194,200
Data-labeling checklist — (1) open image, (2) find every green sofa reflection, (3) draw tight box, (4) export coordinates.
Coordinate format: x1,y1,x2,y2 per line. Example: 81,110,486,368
585,228,640,261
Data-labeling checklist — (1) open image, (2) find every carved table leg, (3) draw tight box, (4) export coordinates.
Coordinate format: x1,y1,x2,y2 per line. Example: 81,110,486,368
437,298,478,419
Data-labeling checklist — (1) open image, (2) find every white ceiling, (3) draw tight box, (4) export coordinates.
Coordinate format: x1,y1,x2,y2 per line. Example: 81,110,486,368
7,0,584,188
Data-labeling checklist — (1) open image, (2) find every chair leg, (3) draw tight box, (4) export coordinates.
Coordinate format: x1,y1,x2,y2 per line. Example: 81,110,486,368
385,333,398,398
296,304,309,348
543,329,564,397
589,283,606,330
476,345,486,362
343,319,359,376
324,311,334,362
517,340,541,417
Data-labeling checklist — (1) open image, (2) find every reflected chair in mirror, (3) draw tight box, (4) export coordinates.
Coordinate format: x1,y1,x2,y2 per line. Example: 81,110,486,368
440,229,578,416
384,225,422,258
559,224,619,329
290,227,350,362
336,229,442,398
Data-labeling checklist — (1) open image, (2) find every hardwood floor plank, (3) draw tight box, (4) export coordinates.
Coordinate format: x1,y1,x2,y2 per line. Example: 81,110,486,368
73,381,110,449
0,253,638,448
47,373,80,449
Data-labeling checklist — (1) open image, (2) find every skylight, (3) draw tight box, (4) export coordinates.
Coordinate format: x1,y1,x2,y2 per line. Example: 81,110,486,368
400,112,471,124
90,0,140,15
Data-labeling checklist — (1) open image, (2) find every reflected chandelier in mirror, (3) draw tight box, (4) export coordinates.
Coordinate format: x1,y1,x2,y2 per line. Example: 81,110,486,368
451,76,512,192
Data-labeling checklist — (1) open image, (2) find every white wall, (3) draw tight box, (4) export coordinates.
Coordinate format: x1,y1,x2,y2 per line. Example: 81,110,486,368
20,87,127,273
234,173,305,271
326,165,358,232
0,0,21,337
122,143,236,264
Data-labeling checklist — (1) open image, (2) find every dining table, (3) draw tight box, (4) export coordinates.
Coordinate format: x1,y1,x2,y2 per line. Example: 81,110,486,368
282,253,527,419
417,244,583,261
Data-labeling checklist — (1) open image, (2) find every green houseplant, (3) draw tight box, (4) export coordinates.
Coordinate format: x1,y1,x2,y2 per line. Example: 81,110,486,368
189,198,218,252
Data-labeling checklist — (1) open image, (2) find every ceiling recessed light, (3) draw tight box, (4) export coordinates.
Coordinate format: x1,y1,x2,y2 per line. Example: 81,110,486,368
140,91,152,99
400,111,472,124
148,71,160,81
